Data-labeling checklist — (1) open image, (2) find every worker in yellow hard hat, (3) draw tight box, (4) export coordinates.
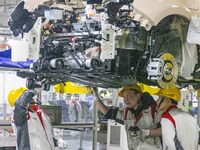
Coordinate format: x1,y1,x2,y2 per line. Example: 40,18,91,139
8,86,67,150
93,83,162,150
156,86,181,112
155,86,199,150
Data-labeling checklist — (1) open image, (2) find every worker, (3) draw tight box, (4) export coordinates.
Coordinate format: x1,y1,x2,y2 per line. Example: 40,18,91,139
93,84,162,150
155,86,199,150
8,87,67,150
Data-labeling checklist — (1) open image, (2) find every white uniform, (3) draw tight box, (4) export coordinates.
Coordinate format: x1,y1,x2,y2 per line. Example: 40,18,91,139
13,91,55,150
105,92,162,150
27,106,55,150
123,104,162,150
161,105,199,150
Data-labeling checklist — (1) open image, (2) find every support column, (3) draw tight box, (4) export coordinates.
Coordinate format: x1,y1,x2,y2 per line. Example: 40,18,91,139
197,89,200,126
112,89,119,106
78,130,84,150
92,99,98,150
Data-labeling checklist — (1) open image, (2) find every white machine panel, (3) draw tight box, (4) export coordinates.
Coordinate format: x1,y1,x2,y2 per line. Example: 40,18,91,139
9,17,42,62
28,17,42,60
107,119,129,150
10,34,29,62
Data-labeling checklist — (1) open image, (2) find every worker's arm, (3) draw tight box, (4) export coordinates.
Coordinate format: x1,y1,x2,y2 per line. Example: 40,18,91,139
149,128,162,137
92,87,108,115
13,90,38,126
140,115,162,137
96,100,121,121
140,127,162,138
93,87,119,121
95,99,108,115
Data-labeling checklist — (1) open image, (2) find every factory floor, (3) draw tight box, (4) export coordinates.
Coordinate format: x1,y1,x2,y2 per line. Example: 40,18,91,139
0,129,106,150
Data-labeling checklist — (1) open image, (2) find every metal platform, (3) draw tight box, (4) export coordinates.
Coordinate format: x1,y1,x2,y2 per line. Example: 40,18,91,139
0,121,94,130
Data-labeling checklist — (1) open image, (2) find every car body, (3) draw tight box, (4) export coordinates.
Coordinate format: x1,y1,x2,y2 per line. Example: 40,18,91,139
8,0,200,89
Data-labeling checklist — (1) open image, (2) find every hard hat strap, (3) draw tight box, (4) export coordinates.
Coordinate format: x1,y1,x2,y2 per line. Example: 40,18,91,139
157,97,165,109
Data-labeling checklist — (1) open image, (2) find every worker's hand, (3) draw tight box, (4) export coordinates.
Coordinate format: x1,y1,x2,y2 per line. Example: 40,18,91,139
57,138,67,149
140,129,150,139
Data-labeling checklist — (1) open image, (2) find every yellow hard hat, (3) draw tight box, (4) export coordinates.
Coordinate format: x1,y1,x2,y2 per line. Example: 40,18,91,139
156,86,181,101
118,84,141,97
8,87,26,107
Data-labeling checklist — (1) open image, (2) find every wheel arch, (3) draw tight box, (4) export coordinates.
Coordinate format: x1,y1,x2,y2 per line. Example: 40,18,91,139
133,0,193,30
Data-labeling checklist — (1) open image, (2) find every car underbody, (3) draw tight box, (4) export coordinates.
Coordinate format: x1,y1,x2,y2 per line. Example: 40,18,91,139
8,0,200,90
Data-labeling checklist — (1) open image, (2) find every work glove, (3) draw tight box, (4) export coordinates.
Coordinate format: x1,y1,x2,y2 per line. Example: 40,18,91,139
57,138,67,149
140,129,150,139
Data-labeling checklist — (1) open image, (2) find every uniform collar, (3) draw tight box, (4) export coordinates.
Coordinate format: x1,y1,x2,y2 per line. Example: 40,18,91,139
163,105,178,115
29,105,40,112
32,105,40,111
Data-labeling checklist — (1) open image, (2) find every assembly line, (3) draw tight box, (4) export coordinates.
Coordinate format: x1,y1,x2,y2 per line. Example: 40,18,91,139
1,0,200,149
